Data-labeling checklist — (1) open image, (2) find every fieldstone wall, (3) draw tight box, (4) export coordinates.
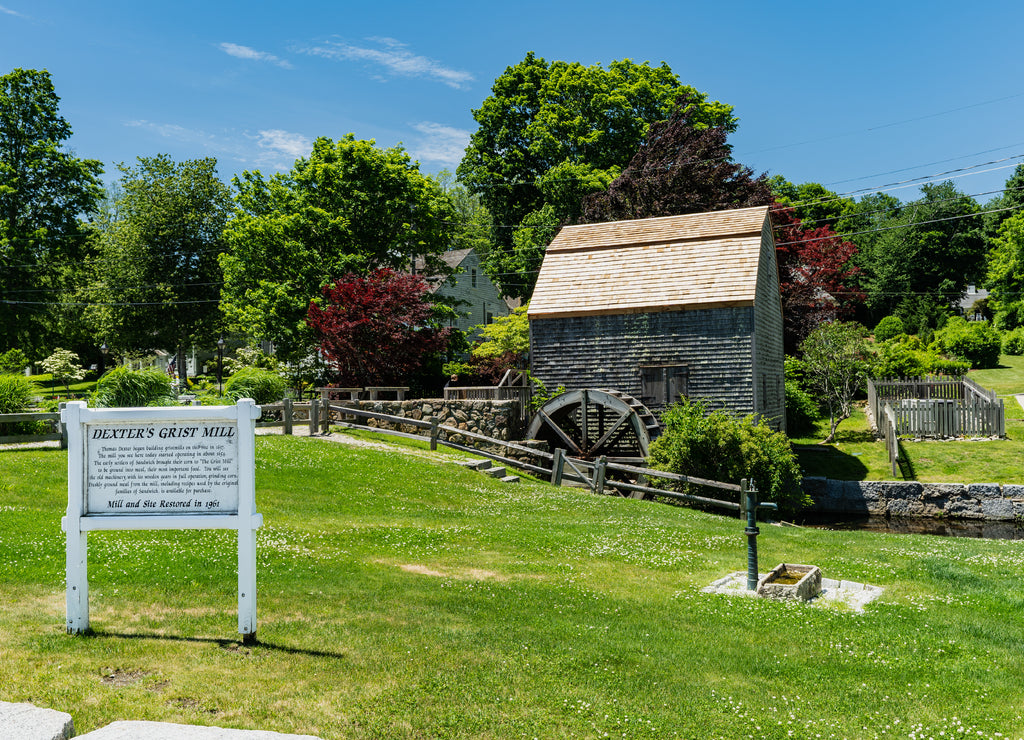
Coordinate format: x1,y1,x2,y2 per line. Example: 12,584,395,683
329,399,525,442
804,477,1024,521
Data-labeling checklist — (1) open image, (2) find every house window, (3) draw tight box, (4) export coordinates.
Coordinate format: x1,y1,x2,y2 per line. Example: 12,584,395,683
640,365,688,406
485,312,494,324
471,269,477,288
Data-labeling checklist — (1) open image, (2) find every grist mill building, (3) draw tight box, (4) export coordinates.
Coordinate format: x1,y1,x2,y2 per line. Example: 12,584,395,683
528,205,785,429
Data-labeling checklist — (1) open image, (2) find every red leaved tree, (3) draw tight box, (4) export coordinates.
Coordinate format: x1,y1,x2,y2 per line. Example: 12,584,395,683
772,205,864,353
307,269,452,386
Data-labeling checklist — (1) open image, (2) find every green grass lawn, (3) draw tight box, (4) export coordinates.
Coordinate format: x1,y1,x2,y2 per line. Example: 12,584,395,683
2,435,1024,738
28,372,98,401
792,355,1024,484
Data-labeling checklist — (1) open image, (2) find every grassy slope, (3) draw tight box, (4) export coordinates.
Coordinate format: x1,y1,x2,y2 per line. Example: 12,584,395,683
2,435,1023,738
792,356,1024,484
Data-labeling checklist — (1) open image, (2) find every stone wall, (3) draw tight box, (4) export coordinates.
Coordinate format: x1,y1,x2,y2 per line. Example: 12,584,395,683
329,399,525,442
804,477,1024,521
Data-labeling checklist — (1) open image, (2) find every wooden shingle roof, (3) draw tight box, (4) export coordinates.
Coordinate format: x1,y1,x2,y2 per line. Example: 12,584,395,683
528,206,772,319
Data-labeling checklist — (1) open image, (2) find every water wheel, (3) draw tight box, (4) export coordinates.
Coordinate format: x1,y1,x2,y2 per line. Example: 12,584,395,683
526,389,661,464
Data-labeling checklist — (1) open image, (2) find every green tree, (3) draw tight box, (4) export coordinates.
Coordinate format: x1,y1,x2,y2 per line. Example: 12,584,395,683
457,53,735,299
768,177,856,231
862,182,984,325
986,210,1024,328
983,164,1024,240
90,155,232,386
799,322,870,444
0,68,103,355
220,135,457,362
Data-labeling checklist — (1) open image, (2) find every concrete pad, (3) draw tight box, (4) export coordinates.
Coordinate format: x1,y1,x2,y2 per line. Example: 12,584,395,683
0,701,74,740
76,721,323,740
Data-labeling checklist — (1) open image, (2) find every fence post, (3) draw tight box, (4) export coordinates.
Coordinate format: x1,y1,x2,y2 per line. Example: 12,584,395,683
58,401,68,449
551,448,565,486
319,401,330,435
283,398,293,435
310,399,319,436
594,455,607,496
430,417,438,451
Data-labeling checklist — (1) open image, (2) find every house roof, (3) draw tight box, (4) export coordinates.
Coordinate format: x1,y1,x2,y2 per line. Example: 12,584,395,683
528,206,772,319
412,248,473,292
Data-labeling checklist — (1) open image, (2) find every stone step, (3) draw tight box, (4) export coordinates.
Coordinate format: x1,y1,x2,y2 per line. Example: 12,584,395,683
458,459,492,471
0,701,74,740
76,721,323,739
483,466,507,478
500,475,520,484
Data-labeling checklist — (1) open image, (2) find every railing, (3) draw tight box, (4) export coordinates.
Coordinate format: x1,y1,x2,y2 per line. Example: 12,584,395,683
0,409,66,447
443,369,533,421
881,403,900,477
868,376,1004,438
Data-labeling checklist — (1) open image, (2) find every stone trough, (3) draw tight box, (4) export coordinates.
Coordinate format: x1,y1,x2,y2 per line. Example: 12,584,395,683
755,563,822,602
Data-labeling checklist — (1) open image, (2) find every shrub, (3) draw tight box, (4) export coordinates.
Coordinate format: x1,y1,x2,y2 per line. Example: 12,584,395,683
932,317,1002,369
92,367,177,408
873,316,905,344
1003,328,1024,356
0,374,41,435
785,380,819,437
648,399,807,518
223,367,287,405
0,349,29,375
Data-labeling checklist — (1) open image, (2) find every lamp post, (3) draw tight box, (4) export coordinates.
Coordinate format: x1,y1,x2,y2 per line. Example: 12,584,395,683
99,343,108,376
217,337,225,396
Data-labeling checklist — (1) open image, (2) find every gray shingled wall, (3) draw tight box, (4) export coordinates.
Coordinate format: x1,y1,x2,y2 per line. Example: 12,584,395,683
529,307,758,415
752,217,786,429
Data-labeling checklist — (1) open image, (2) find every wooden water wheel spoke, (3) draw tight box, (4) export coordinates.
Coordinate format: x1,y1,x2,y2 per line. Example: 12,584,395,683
527,389,659,465
590,410,632,453
536,408,584,456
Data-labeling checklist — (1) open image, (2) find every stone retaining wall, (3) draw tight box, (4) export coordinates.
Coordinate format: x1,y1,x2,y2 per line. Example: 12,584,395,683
804,478,1024,521
330,399,525,442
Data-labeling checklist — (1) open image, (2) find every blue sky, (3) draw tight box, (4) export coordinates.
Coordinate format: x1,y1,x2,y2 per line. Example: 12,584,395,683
3,0,1023,206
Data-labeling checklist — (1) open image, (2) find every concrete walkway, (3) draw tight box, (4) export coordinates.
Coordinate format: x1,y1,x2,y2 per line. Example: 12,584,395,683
0,701,323,740
0,701,73,740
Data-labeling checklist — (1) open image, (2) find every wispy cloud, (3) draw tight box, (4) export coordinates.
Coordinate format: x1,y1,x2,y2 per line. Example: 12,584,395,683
299,37,473,89
254,129,312,160
218,42,293,69
125,120,309,170
408,122,471,168
0,4,29,18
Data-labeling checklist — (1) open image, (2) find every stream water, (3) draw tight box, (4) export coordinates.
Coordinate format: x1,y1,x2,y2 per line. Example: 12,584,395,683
796,514,1024,540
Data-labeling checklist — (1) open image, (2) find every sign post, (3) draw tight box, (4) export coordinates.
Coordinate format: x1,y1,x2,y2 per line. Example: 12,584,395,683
61,399,263,643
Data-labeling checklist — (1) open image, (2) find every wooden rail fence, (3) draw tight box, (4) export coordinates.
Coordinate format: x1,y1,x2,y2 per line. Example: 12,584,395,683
0,407,67,447
258,399,751,515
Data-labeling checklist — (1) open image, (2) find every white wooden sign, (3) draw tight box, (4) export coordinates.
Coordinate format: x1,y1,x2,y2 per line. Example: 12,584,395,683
61,399,263,643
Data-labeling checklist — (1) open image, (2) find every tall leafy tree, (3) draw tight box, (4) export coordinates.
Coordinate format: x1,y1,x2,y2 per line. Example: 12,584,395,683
581,96,772,223
307,269,452,387
0,68,103,354
220,135,457,361
91,155,232,385
457,53,735,299
983,163,1024,241
985,211,1024,328
768,176,856,231
862,181,984,326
